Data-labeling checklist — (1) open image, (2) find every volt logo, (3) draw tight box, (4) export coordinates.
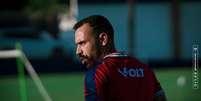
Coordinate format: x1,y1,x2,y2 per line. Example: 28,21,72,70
118,67,144,78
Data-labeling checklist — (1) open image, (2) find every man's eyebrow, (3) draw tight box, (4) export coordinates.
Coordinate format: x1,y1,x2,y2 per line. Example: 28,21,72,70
76,40,85,45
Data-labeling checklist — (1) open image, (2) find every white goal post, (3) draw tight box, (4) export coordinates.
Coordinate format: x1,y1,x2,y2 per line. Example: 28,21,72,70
0,49,52,101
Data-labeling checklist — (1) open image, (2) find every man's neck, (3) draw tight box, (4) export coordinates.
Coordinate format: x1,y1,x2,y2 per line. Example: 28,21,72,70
99,48,116,60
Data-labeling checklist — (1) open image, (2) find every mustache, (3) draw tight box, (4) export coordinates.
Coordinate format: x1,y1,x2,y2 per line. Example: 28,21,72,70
78,54,88,60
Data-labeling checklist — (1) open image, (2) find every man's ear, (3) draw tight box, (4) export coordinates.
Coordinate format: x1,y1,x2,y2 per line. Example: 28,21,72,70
99,32,108,46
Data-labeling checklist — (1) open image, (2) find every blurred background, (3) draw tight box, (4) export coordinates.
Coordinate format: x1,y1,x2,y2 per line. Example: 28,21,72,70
0,0,201,101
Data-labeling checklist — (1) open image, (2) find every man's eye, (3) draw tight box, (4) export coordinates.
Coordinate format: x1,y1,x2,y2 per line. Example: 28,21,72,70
79,42,85,45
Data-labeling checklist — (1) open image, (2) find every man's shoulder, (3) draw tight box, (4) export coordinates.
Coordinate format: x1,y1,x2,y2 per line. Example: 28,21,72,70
103,55,147,67
97,52,151,71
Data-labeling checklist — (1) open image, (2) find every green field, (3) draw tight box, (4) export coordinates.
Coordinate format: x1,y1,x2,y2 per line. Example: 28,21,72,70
0,68,201,101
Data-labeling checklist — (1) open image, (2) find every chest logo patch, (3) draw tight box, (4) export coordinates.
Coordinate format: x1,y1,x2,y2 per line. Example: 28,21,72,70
118,67,144,78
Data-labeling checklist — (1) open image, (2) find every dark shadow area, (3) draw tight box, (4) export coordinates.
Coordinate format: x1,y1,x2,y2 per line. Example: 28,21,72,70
0,57,197,75
0,58,86,75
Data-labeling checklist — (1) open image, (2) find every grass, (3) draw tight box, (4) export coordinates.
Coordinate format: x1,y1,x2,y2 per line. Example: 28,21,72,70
155,68,201,101
0,68,201,101
0,72,84,101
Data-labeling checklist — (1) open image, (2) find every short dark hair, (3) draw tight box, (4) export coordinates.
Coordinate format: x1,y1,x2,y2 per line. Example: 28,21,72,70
73,15,114,41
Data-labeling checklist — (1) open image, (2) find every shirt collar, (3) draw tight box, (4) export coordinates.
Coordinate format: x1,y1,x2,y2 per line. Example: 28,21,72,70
103,51,128,59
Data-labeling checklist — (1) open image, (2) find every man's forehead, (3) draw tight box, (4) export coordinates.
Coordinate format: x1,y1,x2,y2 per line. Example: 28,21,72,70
75,23,93,43
75,31,85,42
77,23,92,33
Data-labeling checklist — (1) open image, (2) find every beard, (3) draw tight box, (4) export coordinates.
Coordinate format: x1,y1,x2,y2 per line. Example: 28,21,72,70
79,56,87,64
78,54,90,66
78,54,86,61
78,52,99,68
78,42,102,68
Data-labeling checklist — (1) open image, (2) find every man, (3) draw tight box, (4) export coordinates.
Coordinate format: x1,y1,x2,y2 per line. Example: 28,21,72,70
74,15,166,101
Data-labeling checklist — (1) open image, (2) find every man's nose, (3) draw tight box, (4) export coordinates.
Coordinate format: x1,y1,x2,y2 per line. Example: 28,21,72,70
76,46,82,55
